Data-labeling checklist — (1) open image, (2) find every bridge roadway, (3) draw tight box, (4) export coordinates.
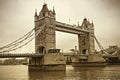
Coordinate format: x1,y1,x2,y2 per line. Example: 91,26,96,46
0,53,44,58
0,53,88,58
55,21,89,34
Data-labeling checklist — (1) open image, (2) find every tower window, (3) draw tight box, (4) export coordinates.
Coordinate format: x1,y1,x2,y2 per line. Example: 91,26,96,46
43,13,45,16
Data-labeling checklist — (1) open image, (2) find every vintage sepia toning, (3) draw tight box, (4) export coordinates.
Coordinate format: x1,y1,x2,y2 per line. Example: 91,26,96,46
0,0,120,80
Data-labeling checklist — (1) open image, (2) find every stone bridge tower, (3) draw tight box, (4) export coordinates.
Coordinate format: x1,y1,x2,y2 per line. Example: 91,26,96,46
78,18,95,54
29,4,66,71
34,4,56,54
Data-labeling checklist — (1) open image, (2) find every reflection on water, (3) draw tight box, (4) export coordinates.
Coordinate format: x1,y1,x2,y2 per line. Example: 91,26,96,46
0,65,120,80
29,71,66,80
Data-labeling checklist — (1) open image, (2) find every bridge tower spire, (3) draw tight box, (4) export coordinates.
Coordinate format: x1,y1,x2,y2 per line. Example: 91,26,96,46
35,4,56,54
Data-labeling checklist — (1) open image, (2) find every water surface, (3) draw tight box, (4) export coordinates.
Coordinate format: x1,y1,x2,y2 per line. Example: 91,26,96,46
0,65,120,80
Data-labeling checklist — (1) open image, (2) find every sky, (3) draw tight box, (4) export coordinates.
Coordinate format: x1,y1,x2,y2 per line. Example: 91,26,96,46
0,0,120,52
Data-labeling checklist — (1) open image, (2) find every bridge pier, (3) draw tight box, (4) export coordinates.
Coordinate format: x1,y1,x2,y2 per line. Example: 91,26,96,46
28,53,66,71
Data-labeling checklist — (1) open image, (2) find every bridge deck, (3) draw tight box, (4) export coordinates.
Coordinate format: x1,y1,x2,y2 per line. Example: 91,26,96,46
0,53,44,58
0,53,89,58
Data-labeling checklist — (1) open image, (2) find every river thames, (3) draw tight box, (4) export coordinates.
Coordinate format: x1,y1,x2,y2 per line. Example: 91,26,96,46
0,65,120,80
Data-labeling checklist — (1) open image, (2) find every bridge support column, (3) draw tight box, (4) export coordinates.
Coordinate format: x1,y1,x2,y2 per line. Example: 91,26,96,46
30,4,66,71
88,23,95,54
78,18,95,54
78,33,89,54
34,4,56,54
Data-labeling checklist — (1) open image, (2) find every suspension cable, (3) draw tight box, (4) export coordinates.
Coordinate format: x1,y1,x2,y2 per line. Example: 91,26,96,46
0,25,45,53
94,35,108,54
0,28,34,50
0,29,34,52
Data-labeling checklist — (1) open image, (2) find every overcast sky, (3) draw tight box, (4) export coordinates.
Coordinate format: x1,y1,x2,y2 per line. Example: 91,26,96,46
0,0,120,52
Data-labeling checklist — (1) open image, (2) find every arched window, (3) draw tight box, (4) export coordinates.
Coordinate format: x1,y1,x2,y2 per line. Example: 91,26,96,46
39,46,45,54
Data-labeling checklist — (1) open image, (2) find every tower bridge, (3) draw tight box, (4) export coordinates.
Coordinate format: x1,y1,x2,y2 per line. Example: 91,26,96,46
0,3,96,70
34,4,95,55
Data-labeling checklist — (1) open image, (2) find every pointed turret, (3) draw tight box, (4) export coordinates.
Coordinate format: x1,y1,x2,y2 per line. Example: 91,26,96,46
34,9,37,17
81,18,88,28
53,6,55,15
91,20,94,26
34,9,38,21
77,21,80,27
41,4,49,13
83,17,87,21
39,4,49,17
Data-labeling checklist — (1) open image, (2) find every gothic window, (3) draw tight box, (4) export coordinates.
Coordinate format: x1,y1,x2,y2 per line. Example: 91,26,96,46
51,28,53,32
50,19,54,25
83,37,86,45
43,13,45,16
49,27,54,33
83,49,87,54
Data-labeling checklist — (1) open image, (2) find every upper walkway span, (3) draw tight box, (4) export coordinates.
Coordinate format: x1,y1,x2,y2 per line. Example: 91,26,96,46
55,21,89,34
